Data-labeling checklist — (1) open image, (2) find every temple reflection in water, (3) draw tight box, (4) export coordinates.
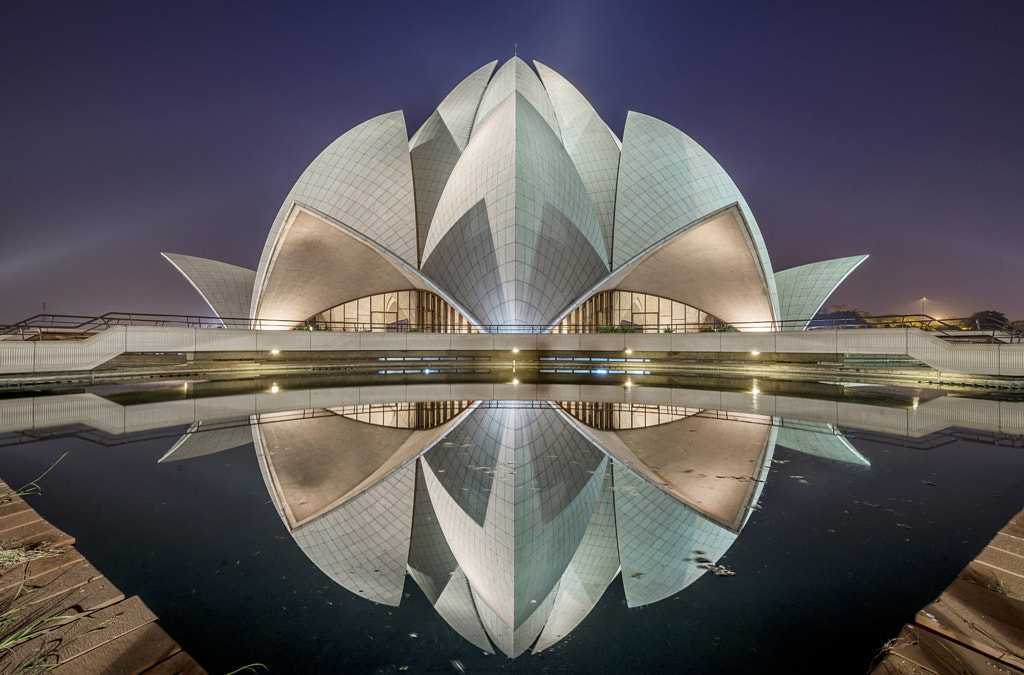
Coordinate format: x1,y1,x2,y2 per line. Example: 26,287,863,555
166,399,866,657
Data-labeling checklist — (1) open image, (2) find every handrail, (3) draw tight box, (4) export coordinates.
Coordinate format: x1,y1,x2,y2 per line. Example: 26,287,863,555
0,311,1020,342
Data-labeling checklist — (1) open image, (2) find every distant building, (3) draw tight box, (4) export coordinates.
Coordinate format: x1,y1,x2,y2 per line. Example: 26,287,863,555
165,58,865,333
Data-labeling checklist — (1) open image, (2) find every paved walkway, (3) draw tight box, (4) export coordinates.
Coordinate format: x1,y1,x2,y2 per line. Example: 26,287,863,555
0,477,206,673
872,507,1024,674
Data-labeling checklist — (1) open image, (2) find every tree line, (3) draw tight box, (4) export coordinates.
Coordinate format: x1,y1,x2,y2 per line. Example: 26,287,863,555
820,305,1024,332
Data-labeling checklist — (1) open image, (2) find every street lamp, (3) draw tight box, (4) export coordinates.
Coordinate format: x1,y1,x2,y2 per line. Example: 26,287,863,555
920,297,926,316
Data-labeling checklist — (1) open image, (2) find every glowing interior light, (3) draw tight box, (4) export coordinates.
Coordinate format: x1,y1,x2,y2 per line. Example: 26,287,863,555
512,348,519,353
271,349,280,355
751,350,760,356
512,379,519,385
271,384,279,393
625,380,632,388
625,349,633,355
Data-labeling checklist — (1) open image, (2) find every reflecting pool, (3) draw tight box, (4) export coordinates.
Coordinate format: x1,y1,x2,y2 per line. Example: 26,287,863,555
1,377,1022,673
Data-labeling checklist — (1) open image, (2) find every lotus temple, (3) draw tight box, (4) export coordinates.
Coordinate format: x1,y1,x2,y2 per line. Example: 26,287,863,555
161,57,867,334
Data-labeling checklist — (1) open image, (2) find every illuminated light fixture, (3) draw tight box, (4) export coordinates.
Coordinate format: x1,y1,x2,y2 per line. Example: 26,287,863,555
271,384,279,393
512,378,519,385
512,348,519,354
750,350,760,356
625,349,633,355
271,349,280,355
595,369,608,375
752,386,760,395
625,380,632,388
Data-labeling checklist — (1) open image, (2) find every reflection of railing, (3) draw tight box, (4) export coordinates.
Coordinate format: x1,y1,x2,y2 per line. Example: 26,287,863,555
6,406,1021,452
2,312,1022,343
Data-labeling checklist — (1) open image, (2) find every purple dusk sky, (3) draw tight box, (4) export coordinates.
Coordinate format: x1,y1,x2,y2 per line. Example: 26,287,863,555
2,1,1022,324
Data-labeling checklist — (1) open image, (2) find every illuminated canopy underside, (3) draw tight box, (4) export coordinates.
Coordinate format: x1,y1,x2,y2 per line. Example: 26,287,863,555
253,205,436,327
594,206,775,329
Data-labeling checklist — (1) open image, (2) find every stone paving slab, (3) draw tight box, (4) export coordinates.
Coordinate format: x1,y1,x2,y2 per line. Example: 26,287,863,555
49,622,183,674
960,561,1024,604
141,650,211,675
875,623,1024,674
6,595,157,666
0,476,206,674
0,557,104,609
917,578,1024,669
1001,519,1024,540
872,507,1024,674
0,548,85,596
994,532,1024,558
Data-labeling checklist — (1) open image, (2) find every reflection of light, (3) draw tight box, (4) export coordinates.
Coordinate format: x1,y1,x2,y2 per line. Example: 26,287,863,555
625,349,632,355
625,380,632,388
271,349,280,355
183,382,188,392
912,396,919,410
271,384,279,393
752,378,760,396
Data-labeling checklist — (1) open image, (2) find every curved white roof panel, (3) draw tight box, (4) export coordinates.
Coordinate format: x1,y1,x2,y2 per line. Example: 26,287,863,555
534,61,621,261
775,254,869,330
161,252,255,327
410,111,463,266
433,60,497,152
613,112,778,316
252,110,418,319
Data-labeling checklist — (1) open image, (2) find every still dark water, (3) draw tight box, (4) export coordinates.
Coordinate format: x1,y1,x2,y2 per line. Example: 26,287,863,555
2,401,1023,673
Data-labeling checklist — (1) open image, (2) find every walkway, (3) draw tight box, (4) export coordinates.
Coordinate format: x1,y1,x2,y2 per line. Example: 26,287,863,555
0,477,206,673
872,507,1024,673
3,325,1024,378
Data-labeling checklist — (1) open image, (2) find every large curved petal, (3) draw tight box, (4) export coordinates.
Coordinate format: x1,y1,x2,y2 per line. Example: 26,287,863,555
161,253,255,327
613,112,778,319
535,61,621,261
533,458,619,652
775,254,869,330
252,111,418,319
430,60,498,152
410,111,462,266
